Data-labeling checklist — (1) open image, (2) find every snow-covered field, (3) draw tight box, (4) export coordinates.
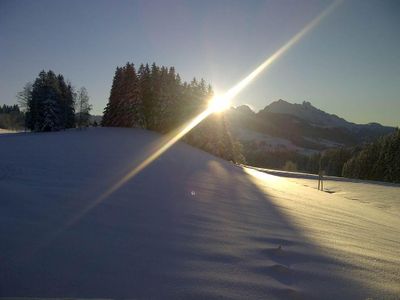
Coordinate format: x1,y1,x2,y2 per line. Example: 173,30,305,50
250,168,400,216
1,128,399,299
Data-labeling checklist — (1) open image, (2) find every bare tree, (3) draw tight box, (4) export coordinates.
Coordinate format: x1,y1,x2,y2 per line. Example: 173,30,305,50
16,82,32,112
76,87,92,128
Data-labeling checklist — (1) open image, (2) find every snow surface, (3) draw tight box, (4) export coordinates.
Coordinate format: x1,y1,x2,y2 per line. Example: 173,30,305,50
1,128,399,299
0,129,19,134
250,168,400,216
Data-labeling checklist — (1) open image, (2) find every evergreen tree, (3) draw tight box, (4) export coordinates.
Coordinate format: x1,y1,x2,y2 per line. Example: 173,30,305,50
58,75,75,129
342,129,400,183
41,70,62,131
102,67,123,127
41,89,60,131
101,62,245,163
0,104,25,130
122,63,143,128
25,70,77,132
138,63,154,129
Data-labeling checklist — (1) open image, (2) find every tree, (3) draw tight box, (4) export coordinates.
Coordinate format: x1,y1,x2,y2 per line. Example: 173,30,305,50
41,89,60,131
101,62,245,163
102,67,123,127
76,87,92,128
122,63,143,128
58,75,76,129
25,70,77,131
342,129,400,183
17,82,32,112
138,63,154,129
0,104,24,130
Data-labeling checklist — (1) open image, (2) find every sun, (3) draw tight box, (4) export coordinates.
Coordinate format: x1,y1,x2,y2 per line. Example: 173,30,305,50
208,95,231,113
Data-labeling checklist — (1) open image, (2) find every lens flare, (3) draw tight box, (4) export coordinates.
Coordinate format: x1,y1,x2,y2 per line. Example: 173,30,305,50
208,95,231,113
36,0,342,249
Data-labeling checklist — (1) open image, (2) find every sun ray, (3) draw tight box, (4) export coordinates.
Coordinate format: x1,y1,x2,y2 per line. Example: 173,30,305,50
46,0,343,238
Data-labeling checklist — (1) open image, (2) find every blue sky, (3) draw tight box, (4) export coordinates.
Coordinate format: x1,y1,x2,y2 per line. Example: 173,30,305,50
0,0,399,126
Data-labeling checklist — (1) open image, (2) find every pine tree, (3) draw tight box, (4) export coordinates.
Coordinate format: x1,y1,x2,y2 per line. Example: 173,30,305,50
342,129,400,183
101,62,245,163
41,89,60,131
41,70,62,131
138,63,153,129
27,70,46,131
57,75,75,129
124,63,144,128
102,67,123,127
25,70,76,132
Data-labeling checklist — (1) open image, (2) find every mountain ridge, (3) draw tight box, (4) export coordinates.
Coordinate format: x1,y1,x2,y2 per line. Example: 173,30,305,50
227,100,395,153
236,99,393,129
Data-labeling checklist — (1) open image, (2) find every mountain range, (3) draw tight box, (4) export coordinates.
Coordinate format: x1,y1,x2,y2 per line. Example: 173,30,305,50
227,99,395,154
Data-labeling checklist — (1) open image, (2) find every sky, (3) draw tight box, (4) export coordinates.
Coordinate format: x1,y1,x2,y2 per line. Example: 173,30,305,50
0,0,399,126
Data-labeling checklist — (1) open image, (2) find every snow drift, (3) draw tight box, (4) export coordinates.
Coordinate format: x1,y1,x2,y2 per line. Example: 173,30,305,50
0,128,399,299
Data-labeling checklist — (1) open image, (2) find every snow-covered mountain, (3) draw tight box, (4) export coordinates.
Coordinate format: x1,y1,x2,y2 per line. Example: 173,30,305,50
227,100,395,153
0,128,399,298
264,99,351,128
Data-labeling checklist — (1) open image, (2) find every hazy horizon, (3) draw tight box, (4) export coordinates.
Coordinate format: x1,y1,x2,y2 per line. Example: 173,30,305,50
1,0,399,126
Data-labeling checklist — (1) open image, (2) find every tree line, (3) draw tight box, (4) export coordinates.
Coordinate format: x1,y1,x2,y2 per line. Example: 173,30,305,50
18,70,92,132
0,104,20,114
102,62,244,162
342,129,400,183
11,66,397,182
0,104,24,130
244,128,400,183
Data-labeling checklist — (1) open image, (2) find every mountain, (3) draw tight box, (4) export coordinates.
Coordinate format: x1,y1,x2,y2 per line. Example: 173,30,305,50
227,100,395,154
264,99,351,128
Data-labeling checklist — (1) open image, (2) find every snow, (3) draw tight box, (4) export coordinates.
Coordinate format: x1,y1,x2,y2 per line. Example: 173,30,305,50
249,168,400,214
0,128,19,134
1,128,399,299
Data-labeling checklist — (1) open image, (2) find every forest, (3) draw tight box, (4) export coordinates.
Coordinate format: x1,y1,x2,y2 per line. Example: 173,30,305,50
342,129,400,183
244,129,400,183
0,104,24,130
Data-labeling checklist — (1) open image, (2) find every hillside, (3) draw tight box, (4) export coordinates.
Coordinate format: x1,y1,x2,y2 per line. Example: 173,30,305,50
1,128,399,299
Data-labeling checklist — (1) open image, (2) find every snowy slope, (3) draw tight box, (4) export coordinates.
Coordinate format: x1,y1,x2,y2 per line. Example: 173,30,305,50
250,168,400,215
1,128,399,299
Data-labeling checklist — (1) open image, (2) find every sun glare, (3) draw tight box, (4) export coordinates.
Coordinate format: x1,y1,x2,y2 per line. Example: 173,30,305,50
208,95,231,113
57,0,342,236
